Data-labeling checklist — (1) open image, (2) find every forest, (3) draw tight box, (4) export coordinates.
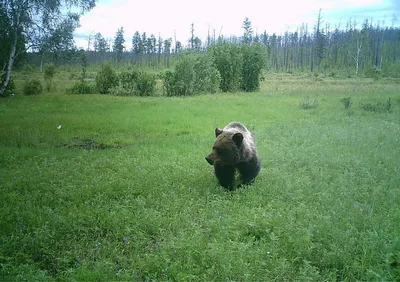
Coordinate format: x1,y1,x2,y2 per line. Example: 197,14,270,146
29,14,400,77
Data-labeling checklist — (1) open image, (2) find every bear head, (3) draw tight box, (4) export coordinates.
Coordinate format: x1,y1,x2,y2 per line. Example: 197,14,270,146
205,127,244,166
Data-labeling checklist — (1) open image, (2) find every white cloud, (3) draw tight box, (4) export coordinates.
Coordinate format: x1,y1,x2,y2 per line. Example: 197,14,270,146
73,0,396,49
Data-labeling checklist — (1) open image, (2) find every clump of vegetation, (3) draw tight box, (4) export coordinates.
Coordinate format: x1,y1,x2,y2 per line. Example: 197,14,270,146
1,78,15,96
163,53,220,96
364,65,381,80
23,79,43,95
134,71,157,96
209,42,242,92
360,98,393,113
67,50,96,94
193,54,221,94
299,96,319,109
43,64,56,92
67,81,96,94
110,69,156,96
340,96,352,110
95,63,118,94
22,64,36,74
240,43,266,91
163,54,195,96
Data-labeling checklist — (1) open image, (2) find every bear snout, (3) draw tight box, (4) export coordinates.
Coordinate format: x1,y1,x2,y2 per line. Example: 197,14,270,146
205,156,214,165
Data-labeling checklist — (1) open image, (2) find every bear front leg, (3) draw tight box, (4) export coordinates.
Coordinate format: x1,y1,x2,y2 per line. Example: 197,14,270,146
214,164,235,190
237,156,261,187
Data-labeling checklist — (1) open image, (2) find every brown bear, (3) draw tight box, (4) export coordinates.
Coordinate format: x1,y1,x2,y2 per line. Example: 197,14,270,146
205,122,261,190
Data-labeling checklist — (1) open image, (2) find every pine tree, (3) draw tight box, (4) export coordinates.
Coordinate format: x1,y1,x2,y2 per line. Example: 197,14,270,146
113,27,125,61
242,17,253,45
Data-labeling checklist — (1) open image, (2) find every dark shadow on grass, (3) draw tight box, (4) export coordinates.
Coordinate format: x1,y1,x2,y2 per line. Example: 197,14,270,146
62,137,121,150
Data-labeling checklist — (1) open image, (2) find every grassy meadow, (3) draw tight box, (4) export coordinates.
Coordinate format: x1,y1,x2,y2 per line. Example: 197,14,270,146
1,73,400,281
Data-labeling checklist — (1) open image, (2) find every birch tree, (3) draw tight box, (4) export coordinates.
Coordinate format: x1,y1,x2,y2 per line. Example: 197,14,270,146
0,0,96,96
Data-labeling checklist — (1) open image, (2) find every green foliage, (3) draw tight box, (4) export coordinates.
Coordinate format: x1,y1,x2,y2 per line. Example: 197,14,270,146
163,53,220,96
163,55,195,96
22,64,36,74
382,61,400,78
0,0,94,96
113,27,125,61
360,97,393,113
67,81,96,94
209,42,243,92
43,64,56,92
340,96,352,110
95,63,118,94
2,78,15,96
111,69,156,96
364,65,381,79
193,54,221,94
242,17,253,45
135,71,156,96
23,79,43,95
240,43,266,91
299,96,319,109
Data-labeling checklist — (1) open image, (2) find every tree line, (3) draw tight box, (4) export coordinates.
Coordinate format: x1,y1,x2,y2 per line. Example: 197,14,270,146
34,15,400,77
1,2,400,97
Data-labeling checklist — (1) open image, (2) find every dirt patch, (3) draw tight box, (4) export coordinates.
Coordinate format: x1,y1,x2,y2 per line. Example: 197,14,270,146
62,138,120,150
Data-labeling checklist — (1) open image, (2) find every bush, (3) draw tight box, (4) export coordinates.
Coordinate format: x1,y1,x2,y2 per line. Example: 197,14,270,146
1,78,16,96
23,79,43,95
22,64,35,74
193,54,221,94
240,43,266,91
209,42,242,92
95,63,118,94
340,97,352,110
364,65,381,80
299,96,319,109
170,54,196,96
67,81,96,94
135,71,156,96
163,70,177,96
110,69,156,96
360,98,393,113
163,53,221,96
43,64,56,92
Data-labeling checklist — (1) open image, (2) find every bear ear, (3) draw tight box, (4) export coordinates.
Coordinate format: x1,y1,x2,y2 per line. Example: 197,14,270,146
215,128,223,137
232,133,243,146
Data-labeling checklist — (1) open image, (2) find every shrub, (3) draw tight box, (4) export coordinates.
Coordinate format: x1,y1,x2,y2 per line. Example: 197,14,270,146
163,53,221,96
240,43,266,92
95,63,118,94
163,70,177,96
209,42,242,92
299,96,319,109
193,54,221,94
22,64,35,74
135,71,156,96
67,81,96,94
43,64,56,92
111,69,156,96
360,98,393,113
364,65,381,79
340,97,352,110
23,79,43,95
2,78,16,96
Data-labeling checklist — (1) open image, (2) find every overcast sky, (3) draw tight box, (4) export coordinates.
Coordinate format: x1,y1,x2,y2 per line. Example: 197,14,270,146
73,0,399,50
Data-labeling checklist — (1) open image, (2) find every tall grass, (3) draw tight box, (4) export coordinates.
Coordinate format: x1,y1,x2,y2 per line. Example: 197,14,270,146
1,76,399,281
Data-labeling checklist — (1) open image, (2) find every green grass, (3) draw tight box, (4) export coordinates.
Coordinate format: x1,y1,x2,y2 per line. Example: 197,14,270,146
1,76,400,281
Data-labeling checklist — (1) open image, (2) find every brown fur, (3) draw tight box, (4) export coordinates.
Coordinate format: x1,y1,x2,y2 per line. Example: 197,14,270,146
205,122,261,190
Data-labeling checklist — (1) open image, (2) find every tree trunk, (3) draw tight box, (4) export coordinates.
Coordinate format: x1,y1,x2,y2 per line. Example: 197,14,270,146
0,31,17,97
